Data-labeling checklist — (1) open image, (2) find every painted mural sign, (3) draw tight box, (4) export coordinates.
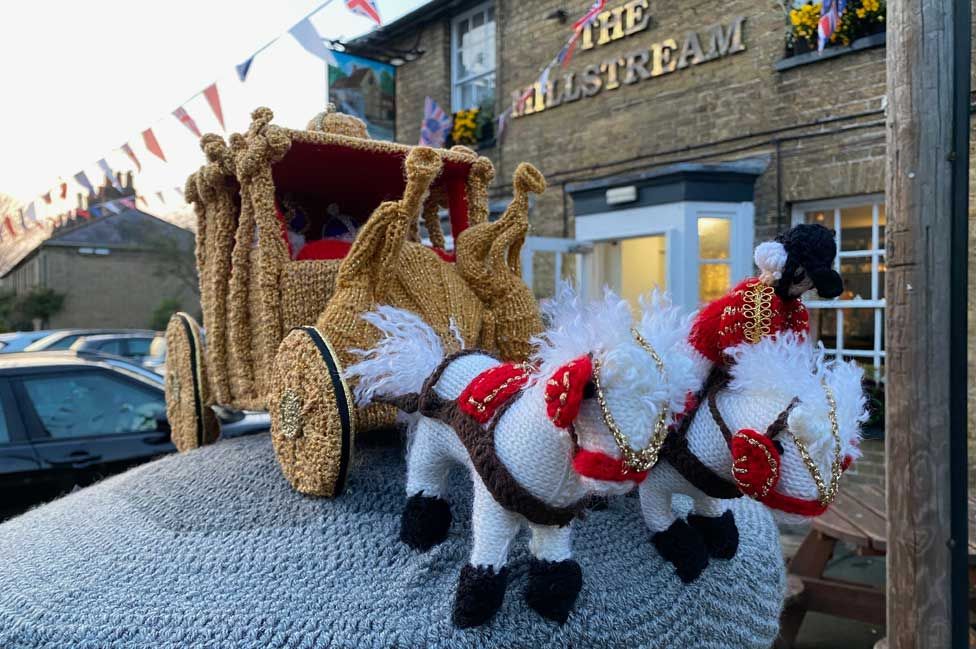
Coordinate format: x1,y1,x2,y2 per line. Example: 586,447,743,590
329,51,396,140
512,1,746,118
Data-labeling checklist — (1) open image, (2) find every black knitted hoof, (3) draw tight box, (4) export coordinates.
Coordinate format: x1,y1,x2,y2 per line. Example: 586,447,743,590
652,518,709,584
452,564,509,628
688,510,739,560
400,493,451,552
524,558,583,624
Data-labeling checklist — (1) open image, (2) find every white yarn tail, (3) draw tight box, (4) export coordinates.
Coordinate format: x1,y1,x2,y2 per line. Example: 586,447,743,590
344,306,445,406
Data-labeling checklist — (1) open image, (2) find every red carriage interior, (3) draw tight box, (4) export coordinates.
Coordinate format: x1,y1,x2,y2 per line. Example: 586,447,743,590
270,140,473,262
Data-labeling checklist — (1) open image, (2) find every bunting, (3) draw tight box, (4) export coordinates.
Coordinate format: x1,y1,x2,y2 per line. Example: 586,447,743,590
236,56,255,82
59,180,68,199
121,143,142,172
74,171,95,195
4,217,16,239
97,158,122,191
289,18,338,66
42,192,52,205
173,107,202,138
24,202,37,225
156,191,166,204
77,208,90,219
203,83,225,131
345,0,382,26
142,128,166,162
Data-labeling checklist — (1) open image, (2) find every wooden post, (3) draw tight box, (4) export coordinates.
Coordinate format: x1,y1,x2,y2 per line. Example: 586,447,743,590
885,0,970,647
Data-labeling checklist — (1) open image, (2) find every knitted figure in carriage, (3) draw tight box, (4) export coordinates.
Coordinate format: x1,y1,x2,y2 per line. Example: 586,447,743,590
346,286,701,627
638,223,868,583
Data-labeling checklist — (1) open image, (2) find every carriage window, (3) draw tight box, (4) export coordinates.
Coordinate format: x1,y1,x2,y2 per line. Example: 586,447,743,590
452,3,496,111
795,196,886,379
698,216,732,303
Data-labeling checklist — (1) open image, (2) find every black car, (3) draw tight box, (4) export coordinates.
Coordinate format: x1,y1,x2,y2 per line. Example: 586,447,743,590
0,351,268,519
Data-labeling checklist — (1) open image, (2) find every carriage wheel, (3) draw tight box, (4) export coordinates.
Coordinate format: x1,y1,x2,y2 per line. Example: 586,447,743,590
270,326,356,497
165,312,219,452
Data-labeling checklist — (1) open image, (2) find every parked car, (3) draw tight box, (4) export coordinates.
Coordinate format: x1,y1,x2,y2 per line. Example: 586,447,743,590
0,330,57,353
70,332,162,364
0,351,269,519
23,329,155,353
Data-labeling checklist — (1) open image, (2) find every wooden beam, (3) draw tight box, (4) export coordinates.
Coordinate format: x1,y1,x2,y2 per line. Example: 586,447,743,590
885,0,970,646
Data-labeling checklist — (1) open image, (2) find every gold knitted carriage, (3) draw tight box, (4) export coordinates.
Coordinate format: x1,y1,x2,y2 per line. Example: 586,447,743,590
166,106,545,497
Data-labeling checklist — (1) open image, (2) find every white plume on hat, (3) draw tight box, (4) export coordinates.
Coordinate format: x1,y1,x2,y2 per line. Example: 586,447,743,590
754,240,788,286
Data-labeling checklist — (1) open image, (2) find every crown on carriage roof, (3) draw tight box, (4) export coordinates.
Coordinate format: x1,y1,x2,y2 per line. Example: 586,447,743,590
307,103,370,140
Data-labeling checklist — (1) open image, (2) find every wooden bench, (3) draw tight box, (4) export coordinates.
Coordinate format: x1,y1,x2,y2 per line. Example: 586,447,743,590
776,483,976,647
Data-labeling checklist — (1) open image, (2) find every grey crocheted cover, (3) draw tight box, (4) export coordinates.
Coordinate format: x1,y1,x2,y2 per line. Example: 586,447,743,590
0,434,785,648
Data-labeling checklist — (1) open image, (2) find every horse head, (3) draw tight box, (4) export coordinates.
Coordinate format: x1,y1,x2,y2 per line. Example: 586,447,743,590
529,284,701,488
722,332,866,525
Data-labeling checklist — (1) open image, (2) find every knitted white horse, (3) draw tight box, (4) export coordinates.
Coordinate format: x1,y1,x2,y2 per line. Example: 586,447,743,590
346,285,700,627
640,332,867,582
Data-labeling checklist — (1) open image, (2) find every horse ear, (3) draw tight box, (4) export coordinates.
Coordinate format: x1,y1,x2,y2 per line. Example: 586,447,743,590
544,355,592,428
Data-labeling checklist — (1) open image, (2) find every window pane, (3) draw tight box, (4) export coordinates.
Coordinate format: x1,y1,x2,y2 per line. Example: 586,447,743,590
699,263,730,303
97,340,124,355
804,209,831,228
126,338,152,357
457,17,494,80
620,235,668,307
457,75,495,111
0,395,9,444
48,335,80,350
840,205,874,251
472,11,484,28
23,372,165,439
841,308,874,351
839,257,872,300
697,217,730,260
878,203,886,249
878,258,886,300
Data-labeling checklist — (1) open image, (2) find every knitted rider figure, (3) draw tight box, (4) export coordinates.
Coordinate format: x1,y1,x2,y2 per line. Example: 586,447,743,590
688,223,843,372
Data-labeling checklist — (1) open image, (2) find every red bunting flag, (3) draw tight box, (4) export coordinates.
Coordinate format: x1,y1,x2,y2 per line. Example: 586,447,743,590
59,180,68,199
345,0,382,25
142,128,166,162
173,107,202,138
42,192,52,205
4,216,17,238
77,208,90,219
121,143,142,172
136,195,148,207
203,83,225,131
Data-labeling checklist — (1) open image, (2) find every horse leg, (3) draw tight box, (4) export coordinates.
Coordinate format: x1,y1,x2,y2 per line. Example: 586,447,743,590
452,480,520,628
688,494,739,560
639,474,709,584
524,524,582,624
401,418,453,551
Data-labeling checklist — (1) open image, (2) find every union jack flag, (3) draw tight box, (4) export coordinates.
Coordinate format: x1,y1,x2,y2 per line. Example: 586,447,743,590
345,0,382,26
817,0,847,52
419,97,452,148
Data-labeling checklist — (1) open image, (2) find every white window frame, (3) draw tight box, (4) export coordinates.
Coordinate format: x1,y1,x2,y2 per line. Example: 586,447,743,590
450,2,496,112
791,194,886,374
574,200,754,309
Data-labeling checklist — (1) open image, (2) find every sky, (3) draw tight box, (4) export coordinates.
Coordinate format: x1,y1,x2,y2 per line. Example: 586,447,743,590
0,0,428,211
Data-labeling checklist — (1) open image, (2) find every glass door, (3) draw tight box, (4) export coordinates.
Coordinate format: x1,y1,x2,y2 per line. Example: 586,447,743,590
594,234,668,309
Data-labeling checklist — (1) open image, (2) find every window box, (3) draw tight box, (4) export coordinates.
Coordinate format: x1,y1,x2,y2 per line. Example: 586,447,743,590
776,31,886,72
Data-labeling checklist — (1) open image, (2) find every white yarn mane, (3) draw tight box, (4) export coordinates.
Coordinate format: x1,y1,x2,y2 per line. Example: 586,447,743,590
344,306,445,406
529,283,701,446
725,332,865,464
